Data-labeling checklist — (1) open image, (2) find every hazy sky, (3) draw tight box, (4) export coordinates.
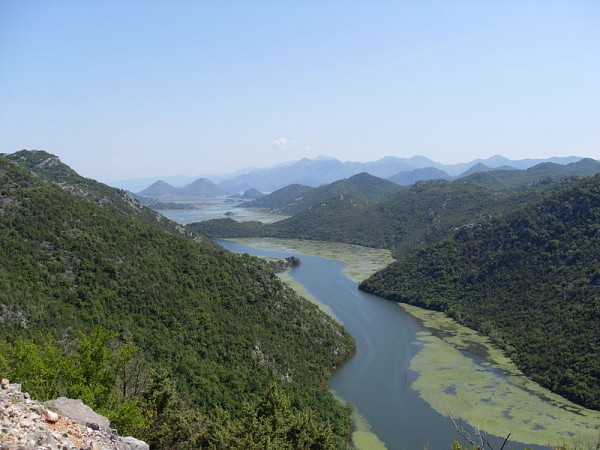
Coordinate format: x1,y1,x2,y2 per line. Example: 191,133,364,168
1,1,599,183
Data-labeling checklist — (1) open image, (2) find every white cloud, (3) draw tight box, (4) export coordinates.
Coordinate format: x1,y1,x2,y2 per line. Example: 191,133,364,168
271,137,289,151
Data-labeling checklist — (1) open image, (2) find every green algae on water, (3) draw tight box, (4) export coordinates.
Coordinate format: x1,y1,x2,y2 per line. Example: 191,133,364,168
402,304,600,448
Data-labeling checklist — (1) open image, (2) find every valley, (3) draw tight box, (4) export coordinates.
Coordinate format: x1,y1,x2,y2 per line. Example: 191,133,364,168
145,197,288,224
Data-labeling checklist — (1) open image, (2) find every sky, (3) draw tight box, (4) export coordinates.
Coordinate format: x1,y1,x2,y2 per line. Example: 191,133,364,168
1,1,599,183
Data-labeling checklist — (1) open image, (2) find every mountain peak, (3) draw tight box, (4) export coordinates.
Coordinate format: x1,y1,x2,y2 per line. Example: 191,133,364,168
178,178,232,197
138,180,179,196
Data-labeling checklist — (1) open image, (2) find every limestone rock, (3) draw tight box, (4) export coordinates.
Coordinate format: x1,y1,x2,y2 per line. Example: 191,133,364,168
42,408,59,423
45,397,110,430
120,435,151,450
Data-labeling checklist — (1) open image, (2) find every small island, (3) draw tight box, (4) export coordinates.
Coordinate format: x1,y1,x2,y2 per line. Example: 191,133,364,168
267,256,301,272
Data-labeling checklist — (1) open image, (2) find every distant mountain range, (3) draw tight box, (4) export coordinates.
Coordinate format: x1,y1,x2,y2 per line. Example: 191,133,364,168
111,154,585,194
388,167,452,185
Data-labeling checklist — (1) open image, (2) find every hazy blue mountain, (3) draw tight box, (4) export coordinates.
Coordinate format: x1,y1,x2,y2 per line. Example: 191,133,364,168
114,155,586,194
388,167,451,185
217,156,446,192
443,155,583,176
358,155,440,178
457,162,517,178
217,158,352,192
240,188,265,200
177,177,233,197
137,178,233,198
108,175,197,192
138,180,180,196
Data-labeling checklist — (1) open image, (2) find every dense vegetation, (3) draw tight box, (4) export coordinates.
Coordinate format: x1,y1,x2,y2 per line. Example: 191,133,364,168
360,174,600,409
0,153,355,448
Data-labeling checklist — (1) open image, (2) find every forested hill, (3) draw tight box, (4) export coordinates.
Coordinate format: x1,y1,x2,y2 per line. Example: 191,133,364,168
243,172,402,215
0,152,355,448
360,174,600,410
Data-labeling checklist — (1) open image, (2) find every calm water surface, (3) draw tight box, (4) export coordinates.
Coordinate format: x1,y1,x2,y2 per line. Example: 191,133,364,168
218,240,543,450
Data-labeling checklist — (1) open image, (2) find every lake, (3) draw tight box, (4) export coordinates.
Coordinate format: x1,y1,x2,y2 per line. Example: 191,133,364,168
152,197,288,224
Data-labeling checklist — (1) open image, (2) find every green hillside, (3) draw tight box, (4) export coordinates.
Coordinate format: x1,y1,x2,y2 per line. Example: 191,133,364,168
0,153,354,448
360,174,600,410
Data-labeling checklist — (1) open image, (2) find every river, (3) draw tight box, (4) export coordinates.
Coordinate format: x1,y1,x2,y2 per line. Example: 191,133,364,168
218,239,546,450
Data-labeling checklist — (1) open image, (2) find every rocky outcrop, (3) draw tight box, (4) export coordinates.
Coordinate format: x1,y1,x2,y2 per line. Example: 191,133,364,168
44,398,110,431
0,378,149,450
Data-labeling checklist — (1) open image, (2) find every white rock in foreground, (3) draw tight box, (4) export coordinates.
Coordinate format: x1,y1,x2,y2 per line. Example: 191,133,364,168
0,377,149,450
